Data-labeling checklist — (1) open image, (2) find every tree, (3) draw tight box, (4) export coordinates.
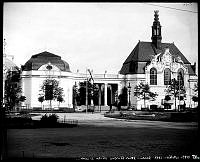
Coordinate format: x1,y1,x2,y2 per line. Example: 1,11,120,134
164,95,171,101
192,82,198,107
134,82,157,109
165,78,186,111
4,67,26,111
192,96,198,107
39,79,64,109
193,82,198,93
73,83,79,107
118,87,128,106
57,95,64,108
38,96,44,109
92,84,99,106
164,95,171,109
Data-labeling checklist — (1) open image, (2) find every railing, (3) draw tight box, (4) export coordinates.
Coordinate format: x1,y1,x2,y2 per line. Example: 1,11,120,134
59,119,78,125
76,73,119,79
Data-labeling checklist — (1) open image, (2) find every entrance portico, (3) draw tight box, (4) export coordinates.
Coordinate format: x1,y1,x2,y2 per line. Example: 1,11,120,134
74,73,123,107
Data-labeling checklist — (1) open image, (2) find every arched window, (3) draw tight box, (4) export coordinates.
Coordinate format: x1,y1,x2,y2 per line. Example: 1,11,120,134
177,68,184,86
154,29,157,35
157,27,159,35
150,68,157,85
164,68,171,85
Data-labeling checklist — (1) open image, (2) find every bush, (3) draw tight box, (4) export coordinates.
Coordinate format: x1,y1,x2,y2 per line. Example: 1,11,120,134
6,116,33,128
40,114,59,126
7,116,32,123
19,109,32,114
164,95,171,101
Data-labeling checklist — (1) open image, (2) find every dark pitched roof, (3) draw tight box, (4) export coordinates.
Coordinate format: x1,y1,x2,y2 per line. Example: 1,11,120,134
123,41,190,64
32,51,61,59
185,64,196,76
120,41,194,75
22,51,71,72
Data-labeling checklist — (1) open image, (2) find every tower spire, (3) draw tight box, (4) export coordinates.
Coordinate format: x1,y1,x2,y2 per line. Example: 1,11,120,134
151,10,162,49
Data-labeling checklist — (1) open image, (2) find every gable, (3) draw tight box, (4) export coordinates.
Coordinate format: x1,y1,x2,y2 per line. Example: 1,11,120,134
120,41,191,75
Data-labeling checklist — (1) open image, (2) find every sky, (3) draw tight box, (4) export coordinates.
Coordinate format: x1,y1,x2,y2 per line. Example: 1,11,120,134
3,2,198,74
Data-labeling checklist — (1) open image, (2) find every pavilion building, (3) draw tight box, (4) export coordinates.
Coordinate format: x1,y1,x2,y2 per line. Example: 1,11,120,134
17,10,198,111
119,10,197,110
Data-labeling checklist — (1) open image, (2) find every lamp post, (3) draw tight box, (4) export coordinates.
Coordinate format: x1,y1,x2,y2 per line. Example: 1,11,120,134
128,82,131,109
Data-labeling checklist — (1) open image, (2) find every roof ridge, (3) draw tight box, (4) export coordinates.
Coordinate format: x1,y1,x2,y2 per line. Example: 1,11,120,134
32,51,61,59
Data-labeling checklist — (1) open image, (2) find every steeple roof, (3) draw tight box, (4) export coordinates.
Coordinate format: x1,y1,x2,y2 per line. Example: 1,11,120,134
151,10,162,49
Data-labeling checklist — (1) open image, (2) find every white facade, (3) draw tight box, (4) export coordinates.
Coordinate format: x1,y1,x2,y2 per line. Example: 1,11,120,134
20,53,198,111
21,63,74,109
125,48,198,110
21,61,125,110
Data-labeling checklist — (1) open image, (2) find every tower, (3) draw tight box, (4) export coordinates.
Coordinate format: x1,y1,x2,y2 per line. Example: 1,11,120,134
151,10,162,49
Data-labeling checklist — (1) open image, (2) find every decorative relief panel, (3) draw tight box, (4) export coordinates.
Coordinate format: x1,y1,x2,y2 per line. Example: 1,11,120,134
162,48,172,65
145,48,188,75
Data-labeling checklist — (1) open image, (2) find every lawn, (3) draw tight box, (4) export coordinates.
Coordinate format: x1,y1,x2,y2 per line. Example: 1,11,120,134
6,123,200,159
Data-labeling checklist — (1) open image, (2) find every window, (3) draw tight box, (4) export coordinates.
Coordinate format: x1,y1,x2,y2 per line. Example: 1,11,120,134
154,29,157,35
177,68,184,86
164,68,171,85
157,27,159,35
150,68,157,85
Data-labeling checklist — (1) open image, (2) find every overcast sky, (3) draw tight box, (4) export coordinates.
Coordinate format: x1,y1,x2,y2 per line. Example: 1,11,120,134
3,2,198,74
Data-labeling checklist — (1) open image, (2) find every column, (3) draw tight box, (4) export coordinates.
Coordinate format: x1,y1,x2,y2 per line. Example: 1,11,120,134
20,77,25,108
110,85,112,105
98,84,102,112
98,84,101,106
117,83,121,97
104,83,108,106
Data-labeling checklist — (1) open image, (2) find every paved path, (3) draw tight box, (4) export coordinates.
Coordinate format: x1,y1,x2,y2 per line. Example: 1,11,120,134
31,112,198,129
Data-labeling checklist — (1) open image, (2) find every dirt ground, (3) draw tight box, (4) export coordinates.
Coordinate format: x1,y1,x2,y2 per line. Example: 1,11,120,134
6,113,200,159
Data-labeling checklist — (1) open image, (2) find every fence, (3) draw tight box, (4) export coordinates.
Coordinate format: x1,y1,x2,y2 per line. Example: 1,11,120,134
59,119,78,125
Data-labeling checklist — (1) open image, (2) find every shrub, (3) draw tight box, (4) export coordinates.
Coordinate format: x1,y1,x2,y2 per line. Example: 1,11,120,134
8,116,32,123
40,113,59,126
6,116,33,128
164,95,171,101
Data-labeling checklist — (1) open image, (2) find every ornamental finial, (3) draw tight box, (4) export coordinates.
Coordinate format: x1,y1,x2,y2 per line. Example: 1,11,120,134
154,10,159,15
154,10,159,21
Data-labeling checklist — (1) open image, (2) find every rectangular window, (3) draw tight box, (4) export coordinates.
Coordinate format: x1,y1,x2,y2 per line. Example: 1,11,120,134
150,76,157,85
150,68,157,85
164,73,171,85
164,69,171,85
154,29,157,35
